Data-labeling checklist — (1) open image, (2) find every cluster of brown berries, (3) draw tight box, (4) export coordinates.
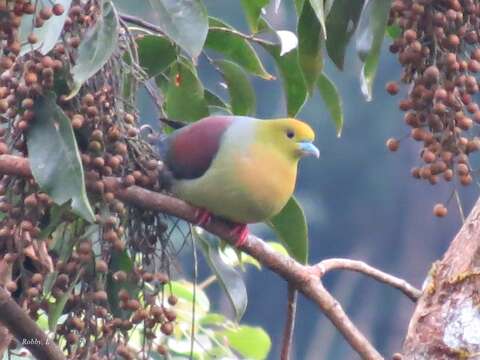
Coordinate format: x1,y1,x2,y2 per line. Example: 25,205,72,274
0,1,174,358
386,0,480,217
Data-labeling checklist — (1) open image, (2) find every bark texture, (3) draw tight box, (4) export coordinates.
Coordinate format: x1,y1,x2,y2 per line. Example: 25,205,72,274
403,197,480,359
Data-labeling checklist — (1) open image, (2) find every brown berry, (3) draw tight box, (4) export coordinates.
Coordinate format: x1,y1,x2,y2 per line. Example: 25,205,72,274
386,82,399,95
433,203,447,217
386,138,399,151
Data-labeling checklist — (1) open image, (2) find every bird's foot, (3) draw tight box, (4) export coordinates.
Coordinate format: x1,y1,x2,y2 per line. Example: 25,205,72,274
229,224,249,248
194,208,213,227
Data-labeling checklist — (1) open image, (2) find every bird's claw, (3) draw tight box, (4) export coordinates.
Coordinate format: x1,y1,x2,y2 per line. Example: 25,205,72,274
194,208,213,227
230,224,249,248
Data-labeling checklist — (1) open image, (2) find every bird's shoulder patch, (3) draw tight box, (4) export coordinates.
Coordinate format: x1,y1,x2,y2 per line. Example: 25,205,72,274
166,116,234,179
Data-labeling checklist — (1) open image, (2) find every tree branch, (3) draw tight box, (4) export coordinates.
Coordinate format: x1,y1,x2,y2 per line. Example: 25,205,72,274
314,258,422,302
118,13,165,35
118,13,276,47
281,283,297,360
0,287,65,360
0,154,423,360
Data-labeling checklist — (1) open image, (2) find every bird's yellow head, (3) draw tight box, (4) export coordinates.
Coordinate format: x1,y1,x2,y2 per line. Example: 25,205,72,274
257,118,319,161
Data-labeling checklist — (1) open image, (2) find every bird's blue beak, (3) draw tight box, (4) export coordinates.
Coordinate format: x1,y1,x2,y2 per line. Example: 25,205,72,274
298,141,320,158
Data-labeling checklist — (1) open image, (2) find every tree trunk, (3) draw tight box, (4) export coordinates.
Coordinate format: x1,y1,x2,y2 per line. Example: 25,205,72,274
403,198,480,359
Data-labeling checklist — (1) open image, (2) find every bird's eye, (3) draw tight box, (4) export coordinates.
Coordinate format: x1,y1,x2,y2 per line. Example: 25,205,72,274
286,129,295,139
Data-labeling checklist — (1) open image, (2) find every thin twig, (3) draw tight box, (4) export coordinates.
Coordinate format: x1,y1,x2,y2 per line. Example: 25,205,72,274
118,13,276,47
208,26,276,46
281,283,297,360
313,258,422,302
198,275,216,290
119,13,165,35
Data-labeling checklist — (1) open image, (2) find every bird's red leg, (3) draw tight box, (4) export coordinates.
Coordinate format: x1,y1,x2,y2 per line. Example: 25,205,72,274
229,224,249,247
194,208,213,226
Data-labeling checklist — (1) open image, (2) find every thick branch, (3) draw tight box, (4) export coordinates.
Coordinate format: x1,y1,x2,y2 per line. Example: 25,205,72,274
0,287,65,360
0,155,426,360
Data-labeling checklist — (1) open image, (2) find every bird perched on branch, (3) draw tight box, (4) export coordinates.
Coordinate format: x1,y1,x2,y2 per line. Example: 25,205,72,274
159,116,319,247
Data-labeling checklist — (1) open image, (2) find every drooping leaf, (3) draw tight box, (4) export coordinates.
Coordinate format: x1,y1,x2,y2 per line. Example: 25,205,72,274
317,73,343,137
200,313,226,326
216,59,256,116
205,90,227,108
205,90,232,115
266,196,309,264
164,60,209,122
356,0,392,101
196,230,248,321
169,281,210,312
205,18,273,80
262,43,307,116
48,272,81,331
66,0,118,99
266,242,289,257
221,326,271,360
308,0,327,36
19,0,73,56
38,203,70,240
106,250,138,318
294,0,305,13
28,93,95,222
148,0,208,58
240,0,269,33
136,35,177,78
325,0,364,69
258,19,307,116
386,24,402,39
298,1,323,94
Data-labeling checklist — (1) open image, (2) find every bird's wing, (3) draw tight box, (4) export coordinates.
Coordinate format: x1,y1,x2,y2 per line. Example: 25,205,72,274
160,116,234,180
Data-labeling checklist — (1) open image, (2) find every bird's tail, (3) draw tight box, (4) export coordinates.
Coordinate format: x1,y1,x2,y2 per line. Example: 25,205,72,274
159,117,188,129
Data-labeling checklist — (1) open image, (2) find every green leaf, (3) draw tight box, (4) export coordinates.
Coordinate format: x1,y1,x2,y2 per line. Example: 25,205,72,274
66,1,118,99
262,43,308,116
38,203,70,240
240,0,269,33
164,60,209,122
294,0,305,12
298,1,323,94
308,0,327,36
27,93,95,222
356,0,392,101
205,18,273,80
221,326,271,360
205,90,232,115
170,281,210,312
48,272,81,331
196,230,248,321
205,90,227,108
266,242,289,257
325,0,364,70
148,0,208,58
317,73,343,137
216,59,256,116
106,250,139,319
386,24,402,39
137,35,177,78
200,313,226,326
266,196,308,264
19,0,72,56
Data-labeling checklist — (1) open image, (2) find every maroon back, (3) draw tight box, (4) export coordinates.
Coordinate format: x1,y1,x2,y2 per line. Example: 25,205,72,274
164,116,234,179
